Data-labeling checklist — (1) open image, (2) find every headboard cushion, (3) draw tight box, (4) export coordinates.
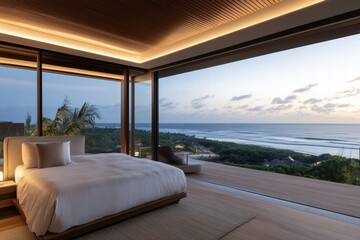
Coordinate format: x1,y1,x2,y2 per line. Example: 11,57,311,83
3,135,85,180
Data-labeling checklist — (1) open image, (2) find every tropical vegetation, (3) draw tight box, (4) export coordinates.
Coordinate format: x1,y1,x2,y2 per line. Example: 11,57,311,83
15,99,360,186
28,98,100,136
157,131,360,185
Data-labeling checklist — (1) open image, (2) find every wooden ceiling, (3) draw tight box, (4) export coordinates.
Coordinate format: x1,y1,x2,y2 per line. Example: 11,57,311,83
0,0,359,69
0,0,281,53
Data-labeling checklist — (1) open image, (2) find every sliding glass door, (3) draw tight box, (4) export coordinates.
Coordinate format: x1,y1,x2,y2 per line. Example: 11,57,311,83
130,74,152,159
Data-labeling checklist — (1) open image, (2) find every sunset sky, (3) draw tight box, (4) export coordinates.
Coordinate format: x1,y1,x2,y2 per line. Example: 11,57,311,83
1,34,359,124
159,33,360,123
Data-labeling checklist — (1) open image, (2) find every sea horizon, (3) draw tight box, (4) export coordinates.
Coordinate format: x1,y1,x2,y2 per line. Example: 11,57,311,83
96,122,360,159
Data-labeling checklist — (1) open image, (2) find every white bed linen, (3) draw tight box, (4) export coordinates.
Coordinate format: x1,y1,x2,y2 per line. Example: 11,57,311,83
15,153,186,236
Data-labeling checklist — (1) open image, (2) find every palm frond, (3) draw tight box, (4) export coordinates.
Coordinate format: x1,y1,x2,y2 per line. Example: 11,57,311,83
53,98,72,127
30,98,101,136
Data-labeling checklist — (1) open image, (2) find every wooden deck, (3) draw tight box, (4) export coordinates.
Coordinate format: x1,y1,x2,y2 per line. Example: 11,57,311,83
185,161,360,239
190,160,360,218
188,183,360,240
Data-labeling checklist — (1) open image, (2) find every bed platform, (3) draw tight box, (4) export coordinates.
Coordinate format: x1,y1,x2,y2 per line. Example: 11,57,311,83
13,193,186,240
4,135,187,240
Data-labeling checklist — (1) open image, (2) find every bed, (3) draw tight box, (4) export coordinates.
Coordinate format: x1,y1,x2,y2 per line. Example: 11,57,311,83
3,135,187,240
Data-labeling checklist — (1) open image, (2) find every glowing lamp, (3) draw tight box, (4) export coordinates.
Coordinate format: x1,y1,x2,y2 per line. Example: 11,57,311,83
134,151,140,157
0,171,3,182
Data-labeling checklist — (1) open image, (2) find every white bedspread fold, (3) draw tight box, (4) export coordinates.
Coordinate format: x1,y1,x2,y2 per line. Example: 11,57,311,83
15,153,186,236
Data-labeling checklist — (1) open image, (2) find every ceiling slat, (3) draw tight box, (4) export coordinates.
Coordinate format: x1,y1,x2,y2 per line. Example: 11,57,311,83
0,0,283,53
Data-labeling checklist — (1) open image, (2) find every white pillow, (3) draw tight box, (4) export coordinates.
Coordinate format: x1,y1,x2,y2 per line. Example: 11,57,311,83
22,141,72,168
36,142,66,168
22,142,39,169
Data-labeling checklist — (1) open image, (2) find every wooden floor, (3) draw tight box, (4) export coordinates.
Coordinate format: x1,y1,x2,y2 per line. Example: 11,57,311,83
188,183,360,240
1,162,360,239
0,207,24,232
190,160,360,218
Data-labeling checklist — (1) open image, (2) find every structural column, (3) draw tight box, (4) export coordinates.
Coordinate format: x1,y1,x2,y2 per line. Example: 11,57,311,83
151,71,159,160
121,68,130,154
37,50,43,136
130,76,135,156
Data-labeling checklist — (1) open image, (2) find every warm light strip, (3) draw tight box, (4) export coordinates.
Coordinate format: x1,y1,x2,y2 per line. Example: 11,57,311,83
0,0,324,64
0,20,141,63
43,64,124,81
0,57,35,68
141,0,325,61
0,57,124,80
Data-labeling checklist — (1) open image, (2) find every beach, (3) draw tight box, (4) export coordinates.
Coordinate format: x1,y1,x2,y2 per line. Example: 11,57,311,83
129,123,360,159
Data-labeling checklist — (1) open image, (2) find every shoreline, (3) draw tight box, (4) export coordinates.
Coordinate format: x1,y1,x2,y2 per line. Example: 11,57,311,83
95,124,360,159
161,131,360,159
205,137,360,159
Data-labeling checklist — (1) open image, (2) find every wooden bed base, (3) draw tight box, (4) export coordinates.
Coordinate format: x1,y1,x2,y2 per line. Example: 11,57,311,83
14,192,187,240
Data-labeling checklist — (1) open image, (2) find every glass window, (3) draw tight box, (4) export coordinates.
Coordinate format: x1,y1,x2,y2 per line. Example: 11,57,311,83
159,34,360,185
130,76,152,158
42,72,121,153
0,66,37,165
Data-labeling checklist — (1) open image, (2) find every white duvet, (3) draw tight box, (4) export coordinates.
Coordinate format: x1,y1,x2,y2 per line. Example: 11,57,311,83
15,153,187,236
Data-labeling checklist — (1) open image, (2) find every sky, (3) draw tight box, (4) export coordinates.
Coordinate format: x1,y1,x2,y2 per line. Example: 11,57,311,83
1,34,360,124
159,33,360,123
0,70,121,124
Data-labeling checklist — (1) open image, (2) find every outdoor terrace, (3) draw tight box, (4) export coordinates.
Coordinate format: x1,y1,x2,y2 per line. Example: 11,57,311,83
190,160,360,218
185,160,360,239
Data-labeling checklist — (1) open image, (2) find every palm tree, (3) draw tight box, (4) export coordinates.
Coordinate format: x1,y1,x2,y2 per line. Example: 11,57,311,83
25,113,31,135
31,98,101,136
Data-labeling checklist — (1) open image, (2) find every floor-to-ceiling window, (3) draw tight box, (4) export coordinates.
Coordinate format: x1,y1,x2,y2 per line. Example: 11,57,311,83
0,47,129,160
42,71,121,153
159,33,360,186
0,47,37,166
130,75,152,158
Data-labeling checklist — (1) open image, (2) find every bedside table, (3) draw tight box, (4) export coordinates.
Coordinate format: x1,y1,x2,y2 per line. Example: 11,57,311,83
0,180,17,209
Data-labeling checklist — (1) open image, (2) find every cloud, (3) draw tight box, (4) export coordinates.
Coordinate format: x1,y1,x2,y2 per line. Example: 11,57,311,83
303,98,322,104
231,94,252,101
192,103,205,109
191,95,214,109
324,103,336,108
347,76,360,83
193,95,214,101
293,84,318,93
247,106,263,112
224,104,249,112
311,105,334,113
272,95,297,104
268,104,293,111
337,103,352,108
334,88,360,99
311,103,351,113
160,98,178,110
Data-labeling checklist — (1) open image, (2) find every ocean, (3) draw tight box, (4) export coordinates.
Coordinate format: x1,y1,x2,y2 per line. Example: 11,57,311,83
96,123,360,159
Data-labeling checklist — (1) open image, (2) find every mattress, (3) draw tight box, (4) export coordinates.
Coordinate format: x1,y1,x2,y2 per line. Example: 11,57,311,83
15,153,187,236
